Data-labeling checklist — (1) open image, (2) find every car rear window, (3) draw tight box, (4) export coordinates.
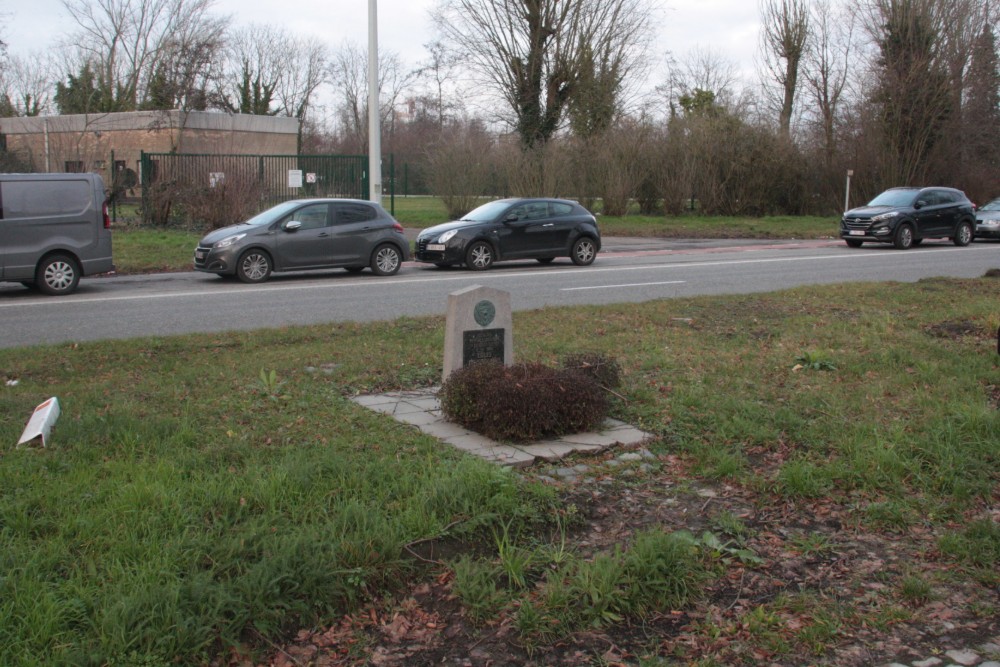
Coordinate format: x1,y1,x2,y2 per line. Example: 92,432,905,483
550,202,574,216
335,203,377,224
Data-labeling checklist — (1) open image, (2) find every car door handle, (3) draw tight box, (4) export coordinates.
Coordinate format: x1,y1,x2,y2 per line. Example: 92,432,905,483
318,233,329,237
543,223,554,227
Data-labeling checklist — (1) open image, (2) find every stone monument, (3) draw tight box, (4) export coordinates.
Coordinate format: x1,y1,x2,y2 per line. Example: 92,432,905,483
443,285,513,382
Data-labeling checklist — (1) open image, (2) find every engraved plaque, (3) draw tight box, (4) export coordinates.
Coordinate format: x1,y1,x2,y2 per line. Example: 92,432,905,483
463,328,505,365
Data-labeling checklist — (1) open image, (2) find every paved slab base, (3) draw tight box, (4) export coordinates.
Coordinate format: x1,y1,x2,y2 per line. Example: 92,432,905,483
351,388,652,467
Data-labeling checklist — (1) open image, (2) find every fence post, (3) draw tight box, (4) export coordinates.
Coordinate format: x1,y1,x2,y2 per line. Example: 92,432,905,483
110,149,117,223
139,151,147,220
389,153,395,216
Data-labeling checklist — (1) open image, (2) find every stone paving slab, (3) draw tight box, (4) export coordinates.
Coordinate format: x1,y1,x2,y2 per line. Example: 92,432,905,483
351,388,652,467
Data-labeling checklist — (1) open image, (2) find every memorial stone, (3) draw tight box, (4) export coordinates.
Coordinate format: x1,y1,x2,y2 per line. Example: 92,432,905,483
443,285,513,382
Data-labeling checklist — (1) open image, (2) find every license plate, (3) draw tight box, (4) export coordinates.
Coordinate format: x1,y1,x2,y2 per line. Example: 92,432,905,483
427,244,446,251
849,230,865,236
195,250,207,259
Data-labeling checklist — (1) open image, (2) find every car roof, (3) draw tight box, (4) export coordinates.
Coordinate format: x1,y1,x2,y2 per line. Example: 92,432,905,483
290,198,381,204
493,197,579,204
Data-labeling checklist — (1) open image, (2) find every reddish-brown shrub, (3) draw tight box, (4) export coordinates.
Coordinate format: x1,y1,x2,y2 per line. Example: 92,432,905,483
439,361,608,442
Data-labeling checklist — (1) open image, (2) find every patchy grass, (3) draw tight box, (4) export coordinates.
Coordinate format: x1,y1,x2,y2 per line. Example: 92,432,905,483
111,227,200,273
3,275,997,666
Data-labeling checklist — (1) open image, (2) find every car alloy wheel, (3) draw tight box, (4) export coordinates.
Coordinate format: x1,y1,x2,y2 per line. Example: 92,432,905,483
371,244,402,276
953,221,973,246
466,241,494,270
236,250,272,283
892,224,914,250
571,237,597,266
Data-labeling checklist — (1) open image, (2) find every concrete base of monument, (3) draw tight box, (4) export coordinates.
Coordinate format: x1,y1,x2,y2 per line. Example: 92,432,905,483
352,388,652,468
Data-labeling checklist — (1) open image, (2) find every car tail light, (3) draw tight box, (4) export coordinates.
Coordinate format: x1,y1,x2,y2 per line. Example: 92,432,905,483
102,200,111,228
393,222,404,233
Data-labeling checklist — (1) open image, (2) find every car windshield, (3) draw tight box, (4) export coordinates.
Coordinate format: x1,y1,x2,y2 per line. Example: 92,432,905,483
240,201,302,226
867,189,918,207
980,198,1000,211
459,200,514,222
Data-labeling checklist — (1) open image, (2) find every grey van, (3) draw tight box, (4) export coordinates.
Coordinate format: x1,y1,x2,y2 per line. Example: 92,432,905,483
0,173,113,295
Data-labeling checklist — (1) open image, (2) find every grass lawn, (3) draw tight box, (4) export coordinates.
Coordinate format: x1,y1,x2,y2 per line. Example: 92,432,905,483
1,277,997,665
110,196,839,275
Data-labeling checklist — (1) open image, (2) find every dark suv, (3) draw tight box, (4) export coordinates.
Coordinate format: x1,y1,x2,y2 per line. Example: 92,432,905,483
841,187,976,249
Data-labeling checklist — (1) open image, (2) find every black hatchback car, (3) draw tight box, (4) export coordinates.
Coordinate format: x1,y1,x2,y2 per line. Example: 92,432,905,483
414,198,601,270
841,187,976,249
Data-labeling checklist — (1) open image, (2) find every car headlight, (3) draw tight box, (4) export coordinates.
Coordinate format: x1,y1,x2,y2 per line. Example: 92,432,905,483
215,233,247,248
438,230,458,244
871,211,899,223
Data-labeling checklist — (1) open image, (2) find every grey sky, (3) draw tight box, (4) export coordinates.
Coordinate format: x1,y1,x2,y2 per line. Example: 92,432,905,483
6,0,762,78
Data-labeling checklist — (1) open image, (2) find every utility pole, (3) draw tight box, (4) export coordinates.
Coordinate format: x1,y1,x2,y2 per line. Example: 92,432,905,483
368,0,382,204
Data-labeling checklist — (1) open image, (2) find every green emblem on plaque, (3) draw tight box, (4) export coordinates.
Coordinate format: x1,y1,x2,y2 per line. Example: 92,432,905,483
474,300,496,327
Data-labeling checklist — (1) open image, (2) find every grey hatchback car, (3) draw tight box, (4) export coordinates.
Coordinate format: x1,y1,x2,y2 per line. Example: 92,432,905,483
194,199,410,283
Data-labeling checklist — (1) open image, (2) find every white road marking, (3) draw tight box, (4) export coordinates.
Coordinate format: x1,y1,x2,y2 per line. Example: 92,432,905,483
562,281,686,291
0,245,985,309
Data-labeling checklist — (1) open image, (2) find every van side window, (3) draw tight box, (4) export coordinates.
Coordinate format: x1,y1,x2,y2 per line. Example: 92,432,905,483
1,180,92,218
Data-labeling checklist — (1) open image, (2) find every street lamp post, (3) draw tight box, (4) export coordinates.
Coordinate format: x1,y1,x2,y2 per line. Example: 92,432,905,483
368,0,382,204
844,169,854,213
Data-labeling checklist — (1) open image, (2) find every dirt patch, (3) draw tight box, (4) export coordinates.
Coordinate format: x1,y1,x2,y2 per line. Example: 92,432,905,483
924,319,990,340
246,450,998,667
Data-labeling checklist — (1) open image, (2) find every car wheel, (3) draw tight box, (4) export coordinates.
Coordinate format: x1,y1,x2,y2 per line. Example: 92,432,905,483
845,239,863,248
465,241,494,271
36,254,81,295
953,221,973,246
892,224,914,249
537,257,555,264
236,249,272,283
371,244,402,276
570,237,597,266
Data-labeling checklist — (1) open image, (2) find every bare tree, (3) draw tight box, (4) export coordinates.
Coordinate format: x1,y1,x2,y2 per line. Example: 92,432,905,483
801,0,855,165
862,0,952,185
433,0,655,148
1,52,56,115
656,46,744,122
274,35,327,123
759,0,810,138
144,15,226,110
61,0,225,110
413,40,464,131
961,19,1000,199
218,24,286,114
327,41,415,153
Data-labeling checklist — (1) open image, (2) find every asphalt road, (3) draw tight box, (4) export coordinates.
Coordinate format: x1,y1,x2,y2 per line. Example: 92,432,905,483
1,238,997,349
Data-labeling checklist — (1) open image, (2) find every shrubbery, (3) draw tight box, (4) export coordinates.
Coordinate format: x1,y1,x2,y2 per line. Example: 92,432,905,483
439,354,620,442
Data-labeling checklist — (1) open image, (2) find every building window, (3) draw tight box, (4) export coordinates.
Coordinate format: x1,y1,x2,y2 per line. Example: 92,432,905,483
64,160,85,173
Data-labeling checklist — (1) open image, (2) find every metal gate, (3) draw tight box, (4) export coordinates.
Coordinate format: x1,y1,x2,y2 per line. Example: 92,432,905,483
139,152,371,208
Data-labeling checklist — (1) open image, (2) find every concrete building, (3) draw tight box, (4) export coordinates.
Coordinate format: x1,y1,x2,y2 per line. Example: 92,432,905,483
0,110,300,187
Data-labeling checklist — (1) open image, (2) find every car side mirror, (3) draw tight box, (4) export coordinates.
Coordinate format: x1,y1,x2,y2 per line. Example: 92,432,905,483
914,200,926,209
284,220,302,231
503,213,519,223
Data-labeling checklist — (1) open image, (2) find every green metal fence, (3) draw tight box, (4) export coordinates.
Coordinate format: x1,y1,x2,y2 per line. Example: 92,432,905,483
139,152,371,202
